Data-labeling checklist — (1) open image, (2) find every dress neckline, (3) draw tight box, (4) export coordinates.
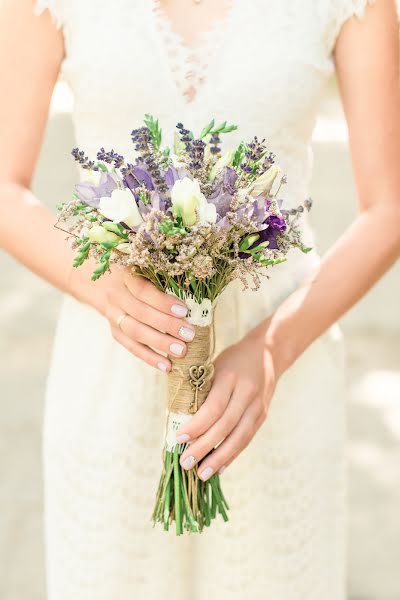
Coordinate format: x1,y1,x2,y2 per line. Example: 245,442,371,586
151,0,237,104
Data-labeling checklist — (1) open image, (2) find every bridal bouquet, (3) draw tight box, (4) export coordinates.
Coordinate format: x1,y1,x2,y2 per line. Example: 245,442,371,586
57,115,312,535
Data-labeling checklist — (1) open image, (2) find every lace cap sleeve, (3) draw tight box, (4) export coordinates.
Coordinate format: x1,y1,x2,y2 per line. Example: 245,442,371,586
34,0,64,29
326,0,376,54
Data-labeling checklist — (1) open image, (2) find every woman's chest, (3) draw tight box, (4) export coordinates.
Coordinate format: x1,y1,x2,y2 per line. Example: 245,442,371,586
62,0,334,145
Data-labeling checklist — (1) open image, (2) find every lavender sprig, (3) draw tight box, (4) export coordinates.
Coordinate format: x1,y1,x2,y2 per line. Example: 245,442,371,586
71,147,98,171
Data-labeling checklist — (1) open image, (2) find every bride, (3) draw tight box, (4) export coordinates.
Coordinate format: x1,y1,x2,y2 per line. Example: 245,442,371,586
1,0,399,598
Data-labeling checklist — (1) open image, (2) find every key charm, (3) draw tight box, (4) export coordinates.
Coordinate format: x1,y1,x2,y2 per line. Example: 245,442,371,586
188,365,207,413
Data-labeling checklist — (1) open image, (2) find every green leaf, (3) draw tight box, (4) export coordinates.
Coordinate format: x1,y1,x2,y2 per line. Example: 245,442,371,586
233,141,246,168
102,221,128,238
199,119,215,139
300,245,313,254
96,162,108,172
222,124,238,133
239,233,260,251
167,278,181,296
100,241,120,250
144,113,162,150
258,257,288,267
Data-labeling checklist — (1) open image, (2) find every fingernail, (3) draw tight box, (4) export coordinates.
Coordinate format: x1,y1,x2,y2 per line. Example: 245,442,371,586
157,362,169,373
179,326,195,341
199,466,214,481
170,343,185,356
181,455,196,470
219,466,226,475
171,304,188,317
176,433,190,444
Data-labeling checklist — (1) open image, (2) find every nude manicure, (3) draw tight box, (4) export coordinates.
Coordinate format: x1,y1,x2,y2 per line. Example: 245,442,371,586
181,455,196,470
170,342,185,356
199,467,214,481
171,304,188,317
179,326,195,341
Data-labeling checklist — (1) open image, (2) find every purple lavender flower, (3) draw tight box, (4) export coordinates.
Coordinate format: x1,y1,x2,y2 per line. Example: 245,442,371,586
74,172,119,208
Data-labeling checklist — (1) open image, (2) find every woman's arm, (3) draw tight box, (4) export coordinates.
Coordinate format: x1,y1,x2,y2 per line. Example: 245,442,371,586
0,0,195,372
264,0,400,372
177,0,400,480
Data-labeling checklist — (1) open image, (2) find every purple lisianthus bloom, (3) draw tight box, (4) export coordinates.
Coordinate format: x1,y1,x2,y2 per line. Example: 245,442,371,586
74,172,119,208
208,166,238,218
256,214,287,250
266,214,287,232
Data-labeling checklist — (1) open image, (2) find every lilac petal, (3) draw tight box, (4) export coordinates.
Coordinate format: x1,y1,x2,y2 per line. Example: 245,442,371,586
216,216,231,230
221,166,237,193
164,166,178,188
132,166,154,191
74,172,119,208
74,182,99,207
98,172,119,197
208,167,238,218
149,190,164,212
208,190,233,217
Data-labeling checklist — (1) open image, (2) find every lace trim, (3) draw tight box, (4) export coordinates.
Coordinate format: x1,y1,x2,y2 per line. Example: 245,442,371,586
33,0,63,29
152,0,235,103
327,0,376,53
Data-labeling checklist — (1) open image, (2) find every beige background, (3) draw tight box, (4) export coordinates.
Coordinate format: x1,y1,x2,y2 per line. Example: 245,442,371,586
0,80,399,599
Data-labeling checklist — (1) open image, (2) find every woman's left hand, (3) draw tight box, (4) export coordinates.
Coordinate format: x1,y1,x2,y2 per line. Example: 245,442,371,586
176,323,280,480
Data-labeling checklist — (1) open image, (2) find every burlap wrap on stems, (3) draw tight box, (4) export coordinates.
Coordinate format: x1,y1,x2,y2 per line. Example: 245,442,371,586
167,324,214,415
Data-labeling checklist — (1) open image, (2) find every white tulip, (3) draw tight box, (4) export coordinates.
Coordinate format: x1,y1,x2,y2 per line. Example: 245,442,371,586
171,177,216,226
99,188,143,228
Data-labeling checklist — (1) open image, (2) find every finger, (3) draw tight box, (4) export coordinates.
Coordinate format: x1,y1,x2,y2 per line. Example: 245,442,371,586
117,287,195,343
176,369,235,443
178,381,256,468
124,273,189,318
221,398,269,471
111,325,171,372
196,400,263,480
112,309,188,358
179,401,244,469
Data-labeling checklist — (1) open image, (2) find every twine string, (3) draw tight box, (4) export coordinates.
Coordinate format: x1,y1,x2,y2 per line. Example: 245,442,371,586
167,320,215,414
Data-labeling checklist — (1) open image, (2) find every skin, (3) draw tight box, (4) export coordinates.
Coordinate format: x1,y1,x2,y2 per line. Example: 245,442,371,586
1,1,400,480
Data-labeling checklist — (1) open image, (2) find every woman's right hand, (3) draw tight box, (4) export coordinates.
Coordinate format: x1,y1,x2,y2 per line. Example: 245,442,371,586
95,267,195,372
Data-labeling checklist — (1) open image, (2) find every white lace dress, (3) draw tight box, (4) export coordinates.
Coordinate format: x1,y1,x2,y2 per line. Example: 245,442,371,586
34,1,375,598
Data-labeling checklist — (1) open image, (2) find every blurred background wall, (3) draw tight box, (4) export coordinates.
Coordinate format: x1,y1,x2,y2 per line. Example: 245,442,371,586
0,79,399,599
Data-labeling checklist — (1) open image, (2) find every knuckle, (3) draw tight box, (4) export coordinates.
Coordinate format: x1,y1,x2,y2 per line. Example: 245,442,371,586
218,368,235,385
224,411,238,431
131,298,144,322
241,379,258,398
206,399,224,421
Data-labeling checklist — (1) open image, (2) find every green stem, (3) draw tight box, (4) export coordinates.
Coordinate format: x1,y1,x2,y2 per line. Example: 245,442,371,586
173,446,183,535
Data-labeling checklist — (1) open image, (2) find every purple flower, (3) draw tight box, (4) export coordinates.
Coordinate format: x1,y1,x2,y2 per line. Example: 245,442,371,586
124,165,154,191
256,214,287,250
266,214,287,232
208,167,237,218
74,172,119,208
164,166,191,189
